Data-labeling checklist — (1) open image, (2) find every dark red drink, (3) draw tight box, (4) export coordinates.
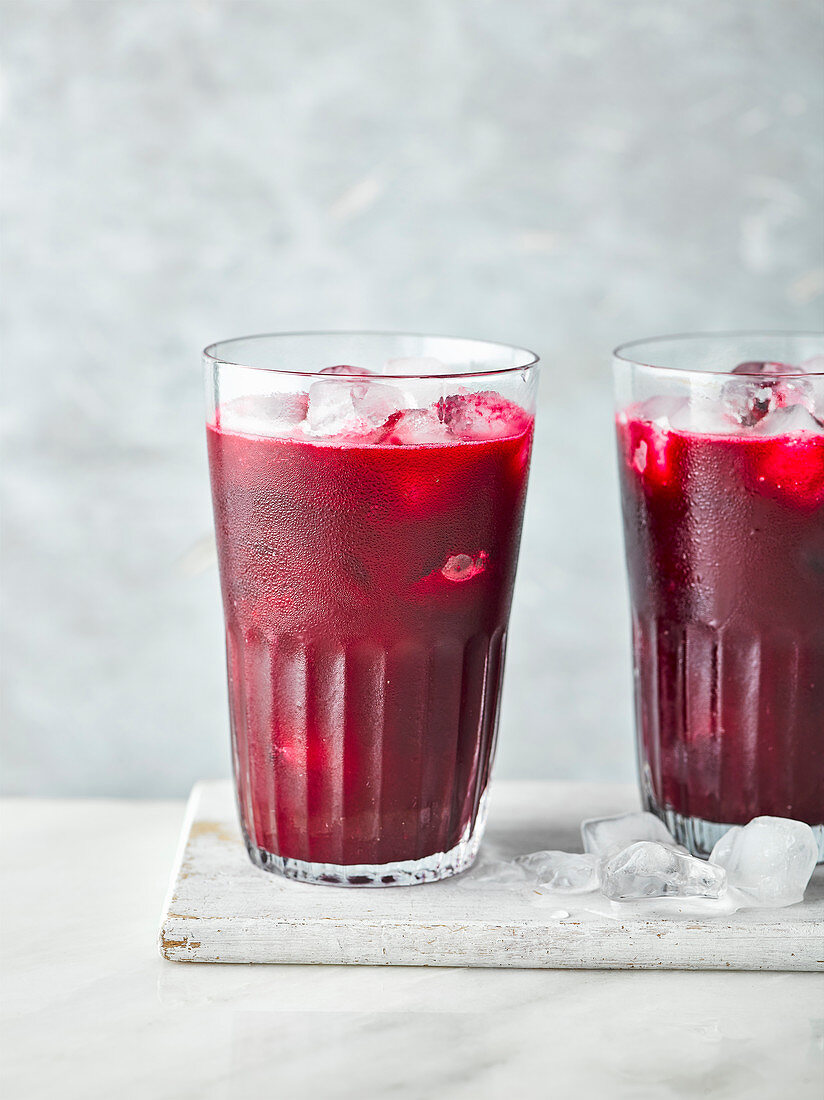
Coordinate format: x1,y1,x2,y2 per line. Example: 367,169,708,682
207,391,534,882
617,400,824,849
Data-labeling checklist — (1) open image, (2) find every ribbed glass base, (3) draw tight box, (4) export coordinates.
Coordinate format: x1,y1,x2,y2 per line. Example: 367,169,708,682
245,792,488,887
651,805,824,863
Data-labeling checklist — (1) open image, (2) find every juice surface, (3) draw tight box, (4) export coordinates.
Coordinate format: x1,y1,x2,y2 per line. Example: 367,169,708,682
208,393,534,867
617,405,824,827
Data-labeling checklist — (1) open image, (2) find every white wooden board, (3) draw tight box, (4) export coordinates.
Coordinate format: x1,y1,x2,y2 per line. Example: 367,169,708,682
159,780,824,970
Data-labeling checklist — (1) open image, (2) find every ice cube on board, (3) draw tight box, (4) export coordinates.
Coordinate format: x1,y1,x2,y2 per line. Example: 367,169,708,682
516,851,601,894
581,811,679,859
709,817,819,907
601,841,727,901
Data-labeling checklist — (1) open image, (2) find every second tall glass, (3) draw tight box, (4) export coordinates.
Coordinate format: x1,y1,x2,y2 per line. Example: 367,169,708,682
205,333,539,886
613,333,824,859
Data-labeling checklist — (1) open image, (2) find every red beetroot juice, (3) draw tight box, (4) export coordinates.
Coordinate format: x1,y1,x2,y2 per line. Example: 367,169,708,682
207,395,534,879
617,407,824,835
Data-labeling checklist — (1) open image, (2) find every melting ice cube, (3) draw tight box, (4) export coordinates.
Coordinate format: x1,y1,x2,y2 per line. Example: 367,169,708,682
670,396,740,436
375,408,452,445
310,369,416,437
709,817,819,907
350,380,407,427
753,401,824,437
218,393,309,436
307,379,360,434
581,811,678,859
725,360,813,427
634,395,687,426
516,851,601,894
438,392,528,440
601,841,727,901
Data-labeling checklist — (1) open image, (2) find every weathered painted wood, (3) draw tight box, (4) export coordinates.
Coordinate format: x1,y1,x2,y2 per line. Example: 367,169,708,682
159,780,824,970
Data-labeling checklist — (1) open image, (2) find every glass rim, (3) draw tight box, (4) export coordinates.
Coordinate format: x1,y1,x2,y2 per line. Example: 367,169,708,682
613,330,824,378
203,329,540,380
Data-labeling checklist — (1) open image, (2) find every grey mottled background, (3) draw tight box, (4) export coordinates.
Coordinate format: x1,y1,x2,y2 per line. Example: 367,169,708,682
2,0,823,795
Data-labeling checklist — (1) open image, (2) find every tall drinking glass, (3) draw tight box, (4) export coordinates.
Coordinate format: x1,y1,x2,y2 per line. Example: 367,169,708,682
205,333,539,885
613,333,824,859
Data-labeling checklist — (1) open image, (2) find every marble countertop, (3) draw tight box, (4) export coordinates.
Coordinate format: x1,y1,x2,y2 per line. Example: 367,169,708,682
2,797,822,1100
